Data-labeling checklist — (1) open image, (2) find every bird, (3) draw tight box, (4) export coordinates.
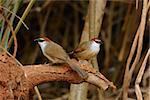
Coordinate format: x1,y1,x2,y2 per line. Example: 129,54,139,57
70,38,102,60
34,37,88,79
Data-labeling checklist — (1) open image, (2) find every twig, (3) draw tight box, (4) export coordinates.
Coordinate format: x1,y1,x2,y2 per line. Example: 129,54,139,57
0,6,29,30
135,49,150,100
1,14,17,57
129,0,149,75
8,0,36,47
123,0,150,99
89,0,96,39
0,45,22,66
136,0,139,9
118,5,132,61
0,19,5,41
34,86,42,100
1,0,20,50
142,66,150,87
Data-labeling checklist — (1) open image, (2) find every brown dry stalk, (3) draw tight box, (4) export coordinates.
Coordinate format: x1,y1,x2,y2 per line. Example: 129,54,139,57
89,0,96,39
1,14,17,57
136,0,139,9
129,0,149,75
0,6,29,30
142,66,150,87
118,4,132,61
135,49,150,100
123,0,150,99
71,0,107,100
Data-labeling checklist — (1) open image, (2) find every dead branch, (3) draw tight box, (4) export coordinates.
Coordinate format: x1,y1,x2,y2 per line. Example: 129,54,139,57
0,52,115,99
23,59,116,90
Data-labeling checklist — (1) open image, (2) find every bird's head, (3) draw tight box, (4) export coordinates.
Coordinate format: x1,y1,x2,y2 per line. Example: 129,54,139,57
34,37,50,43
34,37,50,50
91,38,103,44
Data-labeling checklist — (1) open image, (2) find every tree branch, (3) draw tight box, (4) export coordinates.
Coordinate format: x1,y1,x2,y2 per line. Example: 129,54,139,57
0,52,115,98
23,60,116,90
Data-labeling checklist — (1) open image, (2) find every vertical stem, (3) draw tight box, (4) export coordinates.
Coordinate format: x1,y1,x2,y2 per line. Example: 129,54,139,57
123,0,149,99
89,0,95,38
3,0,20,49
69,0,107,100
0,19,5,41
89,1,107,100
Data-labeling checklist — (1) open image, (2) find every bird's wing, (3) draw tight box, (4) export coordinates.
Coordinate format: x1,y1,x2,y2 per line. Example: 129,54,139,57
74,41,90,53
44,42,68,61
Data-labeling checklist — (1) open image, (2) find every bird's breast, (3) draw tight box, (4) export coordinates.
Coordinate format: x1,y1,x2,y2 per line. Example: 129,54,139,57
73,41,100,60
74,48,99,60
90,42,100,53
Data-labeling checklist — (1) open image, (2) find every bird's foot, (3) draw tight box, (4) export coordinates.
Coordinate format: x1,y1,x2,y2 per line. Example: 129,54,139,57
51,63,66,67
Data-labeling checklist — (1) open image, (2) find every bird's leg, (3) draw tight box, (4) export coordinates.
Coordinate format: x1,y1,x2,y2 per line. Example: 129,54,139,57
44,61,49,64
51,63,65,66
45,56,59,66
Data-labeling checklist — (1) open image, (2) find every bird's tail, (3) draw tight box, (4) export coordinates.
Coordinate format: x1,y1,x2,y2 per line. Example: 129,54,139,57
68,51,74,58
68,51,78,60
66,58,88,79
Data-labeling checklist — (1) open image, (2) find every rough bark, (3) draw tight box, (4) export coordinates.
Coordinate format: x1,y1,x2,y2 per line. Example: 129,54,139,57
0,52,115,99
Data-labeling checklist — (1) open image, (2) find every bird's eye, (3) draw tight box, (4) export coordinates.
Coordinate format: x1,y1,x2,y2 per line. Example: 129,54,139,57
95,40,102,44
38,40,44,42
95,40,100,43
95,41,99,43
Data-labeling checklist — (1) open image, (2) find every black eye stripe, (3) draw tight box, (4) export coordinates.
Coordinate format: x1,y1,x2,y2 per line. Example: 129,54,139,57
95,41,101,43
38,40,44,42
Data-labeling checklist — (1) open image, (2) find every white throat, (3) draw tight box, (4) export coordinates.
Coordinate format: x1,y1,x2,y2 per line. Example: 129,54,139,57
38,41,48,53
90,41,100,53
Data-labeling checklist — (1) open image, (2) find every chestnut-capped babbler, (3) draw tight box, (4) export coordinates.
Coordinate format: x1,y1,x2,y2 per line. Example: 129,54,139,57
34,37,88,79
70,38,102,60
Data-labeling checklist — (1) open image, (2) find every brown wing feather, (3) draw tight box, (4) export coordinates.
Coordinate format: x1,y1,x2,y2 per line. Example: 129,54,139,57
44,41,68,61
74,41,91,53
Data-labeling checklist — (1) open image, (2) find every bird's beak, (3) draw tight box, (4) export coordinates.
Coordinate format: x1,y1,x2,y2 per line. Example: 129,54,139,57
100,40,103,44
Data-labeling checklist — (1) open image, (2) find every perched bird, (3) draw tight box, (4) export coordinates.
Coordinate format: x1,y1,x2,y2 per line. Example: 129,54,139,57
34,37,88,79
71,38,102,60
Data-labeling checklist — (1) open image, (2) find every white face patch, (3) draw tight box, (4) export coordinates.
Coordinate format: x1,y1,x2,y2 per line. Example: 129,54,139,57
38,41,48,53
90,41,100,53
